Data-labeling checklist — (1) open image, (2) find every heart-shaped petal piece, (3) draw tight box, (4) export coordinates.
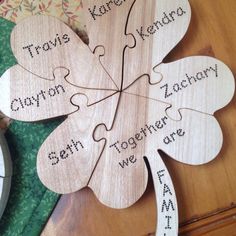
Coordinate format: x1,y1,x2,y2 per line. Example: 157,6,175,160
11,15,117,91
0,65,79,121
83,0,136,89
125,56,235,117
37,93,120,194
123,0,191,89
90,92,223,208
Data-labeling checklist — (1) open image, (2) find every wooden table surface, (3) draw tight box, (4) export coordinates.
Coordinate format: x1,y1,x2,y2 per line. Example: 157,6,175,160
39,0,235,235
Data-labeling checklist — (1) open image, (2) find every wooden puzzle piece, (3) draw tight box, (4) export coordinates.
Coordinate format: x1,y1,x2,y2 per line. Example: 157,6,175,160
89,92,223,209
122,0,191,89
124,56,235,119
0,65,116,122
10,15,117,91
0,65,79,121
146,153,178,236
0,131,12,219
82,0,136,89
37,92,120,194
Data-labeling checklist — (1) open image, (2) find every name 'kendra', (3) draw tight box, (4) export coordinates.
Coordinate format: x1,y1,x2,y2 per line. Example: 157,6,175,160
137,6,187,40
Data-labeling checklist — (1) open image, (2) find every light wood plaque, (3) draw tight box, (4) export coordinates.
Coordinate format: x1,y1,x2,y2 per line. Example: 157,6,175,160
0,0,235,235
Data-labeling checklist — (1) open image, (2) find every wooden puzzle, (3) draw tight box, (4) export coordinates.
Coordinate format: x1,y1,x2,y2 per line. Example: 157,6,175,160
0,0,235,235
0,131,12,219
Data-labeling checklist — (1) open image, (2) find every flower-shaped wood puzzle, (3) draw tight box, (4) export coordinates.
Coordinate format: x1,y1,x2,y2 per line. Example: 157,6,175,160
0,0,235,235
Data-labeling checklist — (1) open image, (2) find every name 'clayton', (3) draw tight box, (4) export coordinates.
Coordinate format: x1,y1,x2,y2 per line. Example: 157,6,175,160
10,84,66,112
136,6,187,40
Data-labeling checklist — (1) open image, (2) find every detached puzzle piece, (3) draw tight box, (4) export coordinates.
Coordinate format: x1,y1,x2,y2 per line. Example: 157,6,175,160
125,56,235,119
0,131,12,218
83,0,135,89
123,0,191,89
11,15,117,91
37,92,120,194
89,92,223,209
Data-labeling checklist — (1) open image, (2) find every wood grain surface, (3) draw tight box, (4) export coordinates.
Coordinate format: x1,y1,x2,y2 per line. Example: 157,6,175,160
41,0,236,235
10,15,116,91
